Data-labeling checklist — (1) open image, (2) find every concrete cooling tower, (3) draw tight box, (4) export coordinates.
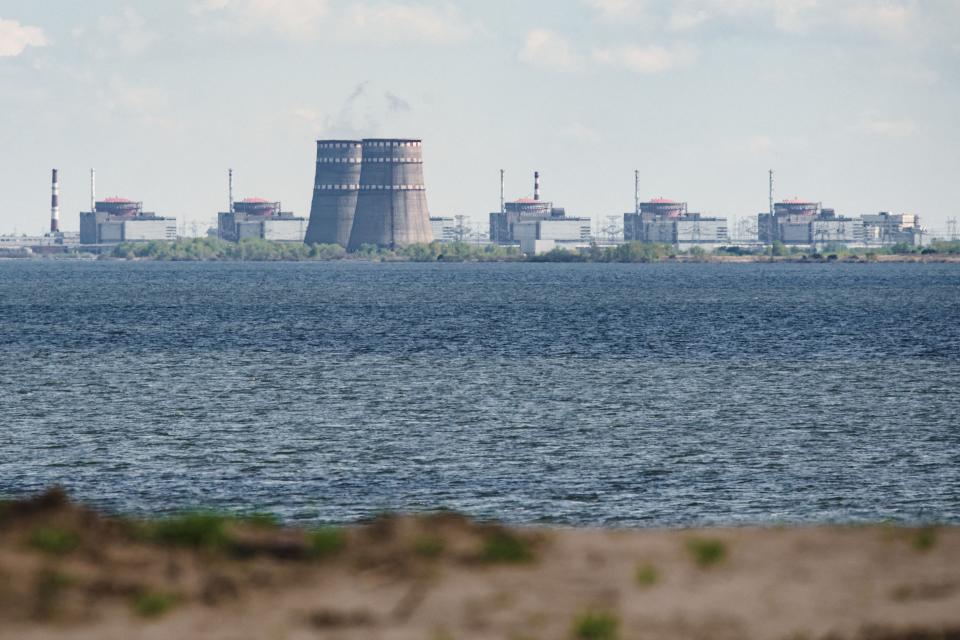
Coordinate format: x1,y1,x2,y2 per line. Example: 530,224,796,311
304,140,363,247
347,139,433,251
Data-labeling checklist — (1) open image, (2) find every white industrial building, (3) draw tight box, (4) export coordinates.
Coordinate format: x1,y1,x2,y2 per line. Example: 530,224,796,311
430,217,457,242
218,198,306,243
514,217,592,255
79,198,177,245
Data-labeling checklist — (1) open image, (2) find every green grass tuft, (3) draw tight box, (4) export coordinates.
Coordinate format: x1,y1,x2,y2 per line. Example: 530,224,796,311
413,535,445,558
913,527,937,552
147,513,230,550
686,538,727,568
241,512,280,529
28,527,80,555
479,531,535,564
133,591,178,618
309,528,346,559
635,563,659,587
572,611,619,640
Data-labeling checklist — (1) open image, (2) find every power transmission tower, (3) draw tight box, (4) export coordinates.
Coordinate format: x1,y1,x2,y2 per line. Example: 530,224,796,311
604,215,622,242
453,214,471,242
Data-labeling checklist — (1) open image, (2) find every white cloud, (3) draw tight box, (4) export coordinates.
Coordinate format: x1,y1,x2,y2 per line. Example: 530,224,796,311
668,9,709,31
559,121,603,143
99,8,154,55
592,44,696,73
192,0,330,38
97,77,172,126
583,0,646,19
340,3,480,45
747,135,774,153
518,29,583,72
0,18,47,57
844,4,913,37
189,0,231,14
854,115,917,138
584,1,924,40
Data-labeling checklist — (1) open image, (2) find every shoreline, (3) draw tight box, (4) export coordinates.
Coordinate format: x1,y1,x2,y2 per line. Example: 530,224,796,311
3,253,960,264
2,489,958,639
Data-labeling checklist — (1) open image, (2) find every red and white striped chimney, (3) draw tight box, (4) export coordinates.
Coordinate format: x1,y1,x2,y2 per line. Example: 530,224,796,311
534,171,540,201
50,168,60,233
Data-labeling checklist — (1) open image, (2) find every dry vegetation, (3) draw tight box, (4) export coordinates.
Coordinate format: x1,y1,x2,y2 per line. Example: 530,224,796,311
1,488,959,640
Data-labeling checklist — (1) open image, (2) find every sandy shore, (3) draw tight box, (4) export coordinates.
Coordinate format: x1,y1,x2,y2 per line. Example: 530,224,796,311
1,489,957,640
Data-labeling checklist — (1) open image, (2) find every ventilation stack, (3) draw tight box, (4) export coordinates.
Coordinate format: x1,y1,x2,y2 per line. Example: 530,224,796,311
304,140,363,247
50,169,60,233
348,139,433,251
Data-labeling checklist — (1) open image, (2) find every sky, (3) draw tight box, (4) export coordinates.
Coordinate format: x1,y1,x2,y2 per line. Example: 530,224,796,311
1,0,958,236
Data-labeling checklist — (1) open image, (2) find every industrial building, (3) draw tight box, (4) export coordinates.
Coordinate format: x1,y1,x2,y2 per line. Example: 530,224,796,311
861,212,924,246
758,201,865,246
304,140,363,246
489,172,591,253
758,200,922,247
430,217,457,242
218,198,306,243
623,198,729,249
79,198,177,245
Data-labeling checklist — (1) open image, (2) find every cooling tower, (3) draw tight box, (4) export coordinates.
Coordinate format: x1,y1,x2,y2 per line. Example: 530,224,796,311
348,139,433,251
304,140,363,246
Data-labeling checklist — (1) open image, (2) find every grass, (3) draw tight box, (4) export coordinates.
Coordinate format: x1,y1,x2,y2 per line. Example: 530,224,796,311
912,527,937,552
478,530,535,564
241,512,280,529
28,527,80,555
147,513,230,550
634,563,659,587
413,535,445,558
572,611,619,640
686,538,728,568
308,527,346,559
133,591,178,618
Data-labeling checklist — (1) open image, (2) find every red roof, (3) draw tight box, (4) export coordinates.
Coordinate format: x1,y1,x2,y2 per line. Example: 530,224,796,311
781,198,815,204
240,197,270,203
103,197,134,203
648,198,677,204
513,198,544,204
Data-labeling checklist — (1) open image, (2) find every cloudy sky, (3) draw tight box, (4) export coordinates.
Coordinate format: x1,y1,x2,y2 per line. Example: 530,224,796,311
1,0,958,235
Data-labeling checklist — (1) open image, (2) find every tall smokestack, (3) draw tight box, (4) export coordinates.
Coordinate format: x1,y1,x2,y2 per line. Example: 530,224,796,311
500,169,505,214
534,171,540,201
90,168,96,213
768,169,774,217
634,169,640,215
229,168,234,213
50,169,60,233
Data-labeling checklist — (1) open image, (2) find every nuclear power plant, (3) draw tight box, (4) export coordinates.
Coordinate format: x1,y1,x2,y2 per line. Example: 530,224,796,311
306,138,434,251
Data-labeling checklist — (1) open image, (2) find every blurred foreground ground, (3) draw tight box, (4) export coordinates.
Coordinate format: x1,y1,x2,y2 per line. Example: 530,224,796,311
1,489,958,640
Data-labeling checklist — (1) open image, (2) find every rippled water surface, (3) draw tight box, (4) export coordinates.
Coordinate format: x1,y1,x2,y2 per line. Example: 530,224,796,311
1,261,958,526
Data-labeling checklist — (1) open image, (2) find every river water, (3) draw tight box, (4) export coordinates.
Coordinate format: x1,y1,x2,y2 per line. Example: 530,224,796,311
1,261,957,526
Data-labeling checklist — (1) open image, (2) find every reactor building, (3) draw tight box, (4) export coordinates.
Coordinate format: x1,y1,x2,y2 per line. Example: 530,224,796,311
305,138,434,250
218,197,306,242
623,198,729,249
80,197,177,245
489,172,591,253
758,201,924,247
